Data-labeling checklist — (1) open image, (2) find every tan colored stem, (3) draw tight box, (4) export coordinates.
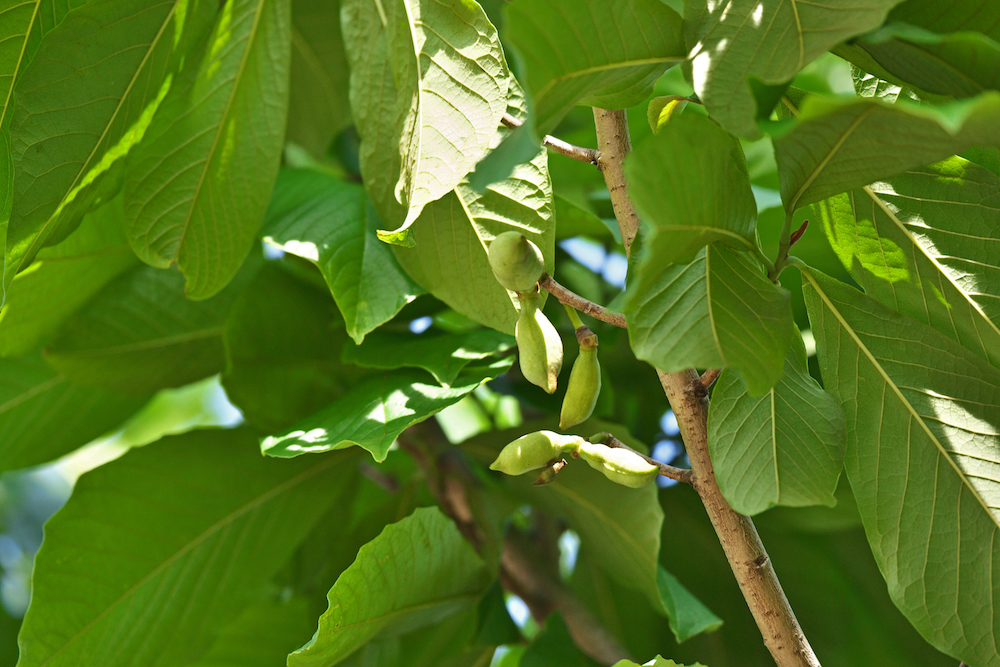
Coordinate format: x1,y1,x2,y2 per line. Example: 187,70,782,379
593,108,821,667
539,273,627,329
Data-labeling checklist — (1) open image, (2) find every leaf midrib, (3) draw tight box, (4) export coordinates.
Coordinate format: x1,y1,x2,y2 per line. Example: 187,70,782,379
0,0,39,130
52,326,223,357
535,56,681,104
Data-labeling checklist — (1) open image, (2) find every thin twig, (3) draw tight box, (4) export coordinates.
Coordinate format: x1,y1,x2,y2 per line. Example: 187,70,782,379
502,112,599,165
592,109,641,256
698,368,722,392
539,273,627,329
592,432,693,485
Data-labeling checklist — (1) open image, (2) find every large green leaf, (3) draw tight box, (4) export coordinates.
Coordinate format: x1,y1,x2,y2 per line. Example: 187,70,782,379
341,0,509,241
262,357,512,462
0,354,148,475
707,334,847,516
16,428,360,667
5,0,215,290
0,196,138,357
625,113,759,266
286,0,350,156
123,0,291,299
684,0,901,138
773,92,1000,212
261,168,422,343
813,156,1000,367
887,0,1000,41
625,245,795,396
393,150,555,335
801,267,1000,667
504,0,684,134
44,261,254,393
288,506,490,667
187,596,316,667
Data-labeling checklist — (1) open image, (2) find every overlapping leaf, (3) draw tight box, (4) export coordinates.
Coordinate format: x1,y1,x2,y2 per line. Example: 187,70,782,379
341,0,509,241
17,428,360,667
814,156,1000,367
394,150,555,335
262,358,511,462
124,0,291,299
288,507,490,667
6,0,216,290
261,168,422,343
504,0,684,134
684,0,901,138
625,245,795,396
887,0,1000,41
802,267,1000,667
708,335,847,516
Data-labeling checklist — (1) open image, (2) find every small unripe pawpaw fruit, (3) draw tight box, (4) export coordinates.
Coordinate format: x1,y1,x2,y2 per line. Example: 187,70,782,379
577,442,659,488
560,329,601,429
490,430,585,476
488,231,545,293
515,294,563,393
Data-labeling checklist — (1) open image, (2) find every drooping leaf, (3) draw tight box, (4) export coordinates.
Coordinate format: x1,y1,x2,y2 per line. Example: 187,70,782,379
341,0,509,241
814,156,1000,368
261,168,422,343
16,428,361,667
44,260,257,393
0,354,148,475
801,266,1000,667
286,0,350,156
773,92,1000,212
504,0,684,134
5,0,216,290
342,329,515,386
625,245,795,396
0,196,138,357
684,0,901,138
625,113,759,266
394,150,555,335
262,357,512,462
707,334,847,516
124,0,291,299
288,507,490,667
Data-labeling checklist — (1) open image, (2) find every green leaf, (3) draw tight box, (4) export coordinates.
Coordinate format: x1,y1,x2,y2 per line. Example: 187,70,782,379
287,0,351,156
814,156,1000,368
801,266,1000,667
0,196,138,357
261,168,423,343
262,358,512,462
6,0,216,290
44,260,255,393
123,0,291,299
851,67,920,103
625,246,795,396
0,353,148,475
342,329,515,386
707,335,847,516
625,113,759,266
613,657,708,667
684,0,901,138
521,613,601,667
16,428,360,667
887,0,1000,42
341,0,509,240
504,0,684,135
187,596,316,667
774,92,1000,212
393,150,555,335
288,507,490,667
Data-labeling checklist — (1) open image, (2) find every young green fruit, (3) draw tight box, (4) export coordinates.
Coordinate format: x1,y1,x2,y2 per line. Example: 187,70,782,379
515,294,563,393
490,430,585,476
488,231,545,293
577,442,659,488
559,329,601,429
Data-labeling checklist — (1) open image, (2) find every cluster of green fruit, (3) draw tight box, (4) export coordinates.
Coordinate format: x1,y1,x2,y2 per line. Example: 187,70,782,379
487,233,658,489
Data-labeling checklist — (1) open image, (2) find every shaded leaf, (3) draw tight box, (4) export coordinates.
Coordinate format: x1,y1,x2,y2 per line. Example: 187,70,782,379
16,428,360,667
684,0,900,138
262,357,512,462
626,113,759,266
188,596,316,667
887,0,1000,41
288,507,490,667
521,613,601,667
261,168,422,343
504,0,684,134
124,0,291,299
707,335,847,516
802,266,1000,667
625,246,795,396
